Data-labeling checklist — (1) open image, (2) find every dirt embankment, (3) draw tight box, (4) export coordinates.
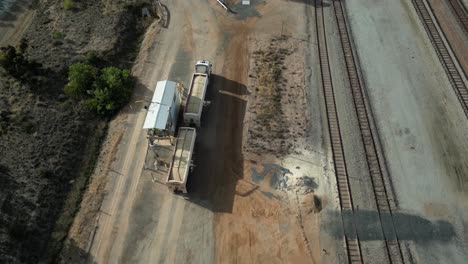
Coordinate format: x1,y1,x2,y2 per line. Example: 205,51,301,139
0,0,153,263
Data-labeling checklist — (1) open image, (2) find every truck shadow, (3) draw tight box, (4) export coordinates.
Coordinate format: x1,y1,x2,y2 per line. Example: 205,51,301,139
185,74,247,213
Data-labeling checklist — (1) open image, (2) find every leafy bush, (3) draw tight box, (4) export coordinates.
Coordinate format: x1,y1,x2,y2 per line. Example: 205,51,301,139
65,63,133,116
52,31,65,40
63,0,74,10
86,67,132,116
64,63,98,98
85,51,100,66
0,51,7,65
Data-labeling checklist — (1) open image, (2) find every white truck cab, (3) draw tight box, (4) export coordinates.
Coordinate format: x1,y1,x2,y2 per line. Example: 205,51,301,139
195,60,212,75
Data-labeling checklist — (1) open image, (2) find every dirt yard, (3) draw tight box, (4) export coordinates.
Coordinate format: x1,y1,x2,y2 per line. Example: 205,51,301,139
3,0,466,263
56,1,333,263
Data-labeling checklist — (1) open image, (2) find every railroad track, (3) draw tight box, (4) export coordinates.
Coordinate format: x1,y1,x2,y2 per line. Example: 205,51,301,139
331,0,406,262
315,0,407,262
447,0,468,34
411,0,468,118
314,1,362,262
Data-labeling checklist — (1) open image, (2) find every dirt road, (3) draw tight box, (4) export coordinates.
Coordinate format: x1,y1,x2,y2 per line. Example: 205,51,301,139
61,0,468,263
86,1,212,262
0,0,35,46
82,1,317,263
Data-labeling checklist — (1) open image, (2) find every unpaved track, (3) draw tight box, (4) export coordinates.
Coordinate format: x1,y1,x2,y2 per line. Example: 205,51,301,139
88,1,194,262
86,1,316,263
0,0,35,46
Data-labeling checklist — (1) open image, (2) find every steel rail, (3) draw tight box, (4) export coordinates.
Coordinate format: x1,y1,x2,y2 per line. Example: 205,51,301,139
331,1,408,263
447,0,468,34
314,0,363,262
412,0,468,118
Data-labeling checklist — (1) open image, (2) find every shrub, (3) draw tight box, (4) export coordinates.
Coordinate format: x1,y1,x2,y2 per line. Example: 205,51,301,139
64,63,98,98
85,87,114,116
98,67,132,105
0,51,7,65
85,51,100,66
65,63,133,116
86,67,133,116
52,31,65,40
63,0,74,10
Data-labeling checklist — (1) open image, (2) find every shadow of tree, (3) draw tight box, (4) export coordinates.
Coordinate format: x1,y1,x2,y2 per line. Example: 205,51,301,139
56,238,97,264
326,210,456,243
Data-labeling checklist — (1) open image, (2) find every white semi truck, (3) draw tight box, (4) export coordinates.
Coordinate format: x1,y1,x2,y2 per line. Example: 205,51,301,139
166,127,197,193
184,60,212,127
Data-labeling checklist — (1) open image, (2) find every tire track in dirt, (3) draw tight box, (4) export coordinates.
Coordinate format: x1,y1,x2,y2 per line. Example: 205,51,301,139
88,2,188,262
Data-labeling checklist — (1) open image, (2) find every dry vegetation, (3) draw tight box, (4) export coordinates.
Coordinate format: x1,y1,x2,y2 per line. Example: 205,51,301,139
245,36,309,156
0,0,155,263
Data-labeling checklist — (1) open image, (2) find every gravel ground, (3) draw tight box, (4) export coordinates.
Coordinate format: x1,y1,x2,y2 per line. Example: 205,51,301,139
321,2,390,262
345,0,468,262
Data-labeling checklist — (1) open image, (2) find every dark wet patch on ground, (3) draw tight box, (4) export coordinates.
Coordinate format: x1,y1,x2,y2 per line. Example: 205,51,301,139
251,163,291,190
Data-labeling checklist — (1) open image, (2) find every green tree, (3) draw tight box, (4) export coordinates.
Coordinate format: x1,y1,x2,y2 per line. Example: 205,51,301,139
64,63,98,98
85,88,114,116
87,66,133,116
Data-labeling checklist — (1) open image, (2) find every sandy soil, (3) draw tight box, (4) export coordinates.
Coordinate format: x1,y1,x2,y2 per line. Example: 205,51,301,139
345,0,468,262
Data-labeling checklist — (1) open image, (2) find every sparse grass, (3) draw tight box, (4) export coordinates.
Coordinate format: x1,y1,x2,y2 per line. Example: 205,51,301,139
253,48,285,120
0,51,7,65
63,0,74,10
41,122,107,263
52,31,65,40
248,41,299,155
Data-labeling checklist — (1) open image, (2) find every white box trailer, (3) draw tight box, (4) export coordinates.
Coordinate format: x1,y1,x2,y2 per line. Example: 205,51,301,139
166,127,196,193
184,60,212,127
143,80,181,137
